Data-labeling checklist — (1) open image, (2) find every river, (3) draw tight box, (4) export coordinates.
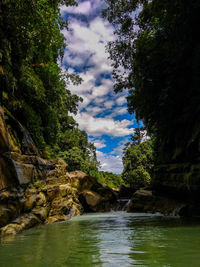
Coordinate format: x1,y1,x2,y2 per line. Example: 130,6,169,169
0,212,200,266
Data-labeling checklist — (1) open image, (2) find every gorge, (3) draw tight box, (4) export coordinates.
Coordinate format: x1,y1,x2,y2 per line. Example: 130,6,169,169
1,0,200,265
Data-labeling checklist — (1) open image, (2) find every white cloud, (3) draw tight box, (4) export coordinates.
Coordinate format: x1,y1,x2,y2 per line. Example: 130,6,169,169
116,96,127,106
92,85,109,98
60,0,106,16
97,151,123,174
60,1,136,173
93,97,107,105
105,106,128,119
62,16,115,111
89,138,106,149
60,1,92,15
113,107,128,116
62,17,114,69
104,100,114,109
85,106,103,116
74,113,134,137
67,74,94,95
111,137,131,157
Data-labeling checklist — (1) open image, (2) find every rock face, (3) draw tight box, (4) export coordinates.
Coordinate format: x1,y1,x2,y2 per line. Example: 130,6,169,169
79,186,117,212
0,107,54,189
0,164,117,236
0,107,117,237
153,163,200,200
128,189,188,216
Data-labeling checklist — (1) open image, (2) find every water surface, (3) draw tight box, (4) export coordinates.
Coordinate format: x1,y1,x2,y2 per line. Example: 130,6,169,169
0,212,200,266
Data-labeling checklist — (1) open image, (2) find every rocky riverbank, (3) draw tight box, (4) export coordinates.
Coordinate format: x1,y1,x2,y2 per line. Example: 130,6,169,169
0,107,117,237
0,162,117,237
128,189,200,217
2,106,200,238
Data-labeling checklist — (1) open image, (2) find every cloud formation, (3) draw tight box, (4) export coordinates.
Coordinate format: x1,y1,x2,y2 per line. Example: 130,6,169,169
74,113,134,137
89,137,106,149
61,0,135,173
61,1,92,15
97,151,123,174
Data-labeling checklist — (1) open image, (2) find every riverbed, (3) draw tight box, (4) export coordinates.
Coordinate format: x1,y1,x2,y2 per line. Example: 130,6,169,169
0,212,200,266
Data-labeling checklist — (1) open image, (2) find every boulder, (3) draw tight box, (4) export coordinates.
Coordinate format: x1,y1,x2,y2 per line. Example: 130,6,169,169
67,171,96,191
18,213,41,230
35,192,47,206
58,184,75,197
128,189,185,215
49,198,75,217
0,213,40,236
82,190,102,208
32,206,50,221
45,215,67,224
80,187,117,212
24,194,37,211
0,223,23,236
42,185,60,201
0,189,19,203
94,185,117,202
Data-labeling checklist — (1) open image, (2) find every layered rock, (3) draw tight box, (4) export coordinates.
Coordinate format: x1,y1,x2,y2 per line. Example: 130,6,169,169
127,189,197,216
0,166,117,236
0,107,117,237
153,163,200,200
79,186,117,212
0,107,54,189
132,163,200,216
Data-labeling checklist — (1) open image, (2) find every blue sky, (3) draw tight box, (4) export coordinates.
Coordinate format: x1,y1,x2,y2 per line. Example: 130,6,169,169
60,0,137,173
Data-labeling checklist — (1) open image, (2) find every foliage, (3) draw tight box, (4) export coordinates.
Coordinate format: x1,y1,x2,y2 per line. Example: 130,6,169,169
95,171,123,188
122,129,154,189
0,0,99,174
0,0,80,147
103,0,200,164
58,141,99,174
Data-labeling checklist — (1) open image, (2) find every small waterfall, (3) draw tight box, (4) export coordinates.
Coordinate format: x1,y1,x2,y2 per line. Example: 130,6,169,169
113,199,131,211
122,199,131,211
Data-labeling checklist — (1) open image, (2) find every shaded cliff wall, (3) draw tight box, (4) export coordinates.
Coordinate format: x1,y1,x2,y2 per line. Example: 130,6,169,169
0,107,54,190
153,163,200,200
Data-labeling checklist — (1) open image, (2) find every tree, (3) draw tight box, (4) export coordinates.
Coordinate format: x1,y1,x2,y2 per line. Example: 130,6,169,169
0,0,80,147
0,0,100,175
103,0,200,164
96,171,123,188
122,139,154,189
130,127,146,146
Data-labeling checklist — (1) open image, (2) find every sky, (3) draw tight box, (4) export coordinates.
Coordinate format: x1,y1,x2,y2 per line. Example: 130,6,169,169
60,0,138,174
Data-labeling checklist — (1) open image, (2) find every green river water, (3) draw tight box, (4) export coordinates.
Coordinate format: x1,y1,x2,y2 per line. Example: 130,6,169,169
0,212,200,267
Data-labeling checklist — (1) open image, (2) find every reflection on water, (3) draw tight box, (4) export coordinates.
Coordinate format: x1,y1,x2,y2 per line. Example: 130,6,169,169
0,212,200,267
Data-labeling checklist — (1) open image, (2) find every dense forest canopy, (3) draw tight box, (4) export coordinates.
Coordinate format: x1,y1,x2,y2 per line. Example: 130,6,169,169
0,0,79,147
122,128,154,189
4,0,200,190
0,0,99,175
103,0,200,165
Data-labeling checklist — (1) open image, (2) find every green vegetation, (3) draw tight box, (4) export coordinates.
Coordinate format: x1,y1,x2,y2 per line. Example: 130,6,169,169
96,171,123,188
122,128,154,189
103,0,200,196
0,0,99,174
103,0,200,166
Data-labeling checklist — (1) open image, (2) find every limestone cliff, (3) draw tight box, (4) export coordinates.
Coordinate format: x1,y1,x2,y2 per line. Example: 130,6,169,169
0,107,55,189
0,107,117,236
